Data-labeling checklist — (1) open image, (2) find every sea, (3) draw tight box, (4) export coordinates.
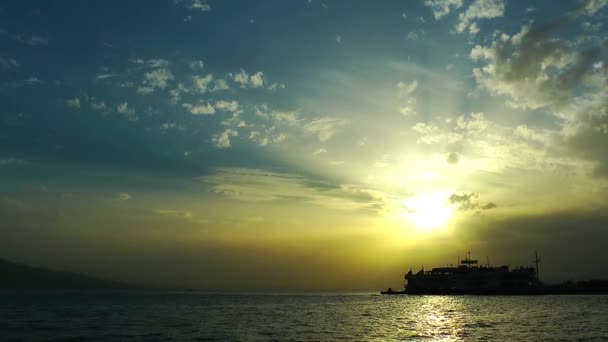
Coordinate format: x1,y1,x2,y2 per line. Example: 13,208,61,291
1,291,608,341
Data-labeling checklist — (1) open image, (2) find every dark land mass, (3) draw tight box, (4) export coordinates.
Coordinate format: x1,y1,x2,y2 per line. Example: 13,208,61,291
0,258,131,290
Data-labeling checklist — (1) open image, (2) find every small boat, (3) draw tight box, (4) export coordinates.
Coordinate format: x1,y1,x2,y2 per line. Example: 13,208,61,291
380,287,405,295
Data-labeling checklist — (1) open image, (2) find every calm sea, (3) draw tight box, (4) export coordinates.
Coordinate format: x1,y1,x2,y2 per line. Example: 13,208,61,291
1,291,607,341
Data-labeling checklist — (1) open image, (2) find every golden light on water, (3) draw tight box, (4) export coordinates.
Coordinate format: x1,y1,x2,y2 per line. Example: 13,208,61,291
402,192,454,231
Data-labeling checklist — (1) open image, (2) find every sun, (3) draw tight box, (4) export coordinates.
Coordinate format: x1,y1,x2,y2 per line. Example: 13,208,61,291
402,192,453,231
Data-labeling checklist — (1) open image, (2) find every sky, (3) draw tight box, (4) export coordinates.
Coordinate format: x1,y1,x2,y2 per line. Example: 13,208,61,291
1,0,608,291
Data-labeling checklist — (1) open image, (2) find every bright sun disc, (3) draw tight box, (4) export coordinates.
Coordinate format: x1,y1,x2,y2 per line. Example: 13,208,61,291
402,192,453,230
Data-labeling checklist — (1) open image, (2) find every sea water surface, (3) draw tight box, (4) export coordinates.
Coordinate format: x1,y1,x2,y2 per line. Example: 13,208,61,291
1,290,608,341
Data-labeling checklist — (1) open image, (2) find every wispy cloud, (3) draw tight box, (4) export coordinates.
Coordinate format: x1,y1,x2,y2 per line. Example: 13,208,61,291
201,168,394,213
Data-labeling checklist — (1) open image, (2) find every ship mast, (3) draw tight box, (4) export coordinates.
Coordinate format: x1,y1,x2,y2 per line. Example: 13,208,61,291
533,251,541,280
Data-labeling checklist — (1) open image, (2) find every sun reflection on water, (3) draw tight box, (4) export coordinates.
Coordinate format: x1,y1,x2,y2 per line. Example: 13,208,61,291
413,296,466,340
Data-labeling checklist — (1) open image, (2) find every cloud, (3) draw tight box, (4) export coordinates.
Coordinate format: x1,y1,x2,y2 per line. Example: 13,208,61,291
116,102,138,121
447,152,460,164
0,29,48,46
267,83,286,92
183,103,216,115
231,69,266,88
193,74,213,93
249,72,265,88
65,97,81,109
232,69,249,87
406,31,420,41
272,111,298,125
201,168,394,213
400,98,417,116
5,76,43,88
16,33,49,46
155,209,193,219
160,122,185,131
303,118,350,142
455,0,505,34
449,192,496,211
91,99,108,112
470,16,606,111
95,74,115,80
119,193,132,201
312,148,327,156
137,68,174,94
212,129,238,149
189,60,204,70
169,83,191,104
577,0,608,16
0,56,18,69
456,112,488,133
249,131,269,146
0,158,27,166
412,122,463,144
214,100,239,113
174,0,211,12
469,9,608,176
397,80,419,116
396,80,418,97
132,58,169,68
211,79,230,92
411,113,488,145
249,131,286,146
336,35,342,44
23,77,42,85
424,0,463,19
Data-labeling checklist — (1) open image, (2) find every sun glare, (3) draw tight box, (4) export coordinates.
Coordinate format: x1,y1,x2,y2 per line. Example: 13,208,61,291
402,192,453,231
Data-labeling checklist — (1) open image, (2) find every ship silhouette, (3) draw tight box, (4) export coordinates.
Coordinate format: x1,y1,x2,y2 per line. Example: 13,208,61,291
381,251,608,295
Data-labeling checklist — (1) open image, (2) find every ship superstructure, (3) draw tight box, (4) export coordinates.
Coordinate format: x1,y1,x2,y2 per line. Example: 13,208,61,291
399,252,542,295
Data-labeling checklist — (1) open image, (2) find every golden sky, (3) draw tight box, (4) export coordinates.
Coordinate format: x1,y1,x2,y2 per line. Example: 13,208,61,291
1,0,608,290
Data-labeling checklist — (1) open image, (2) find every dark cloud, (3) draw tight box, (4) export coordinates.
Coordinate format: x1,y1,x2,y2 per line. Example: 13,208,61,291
449,192,496,211
471,5,608,176
446,152,460,164
481,202,497,210
565,100,608,178
462,208,608,283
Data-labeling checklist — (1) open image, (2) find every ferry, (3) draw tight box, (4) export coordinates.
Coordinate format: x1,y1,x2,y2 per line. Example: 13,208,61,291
382,252,543,295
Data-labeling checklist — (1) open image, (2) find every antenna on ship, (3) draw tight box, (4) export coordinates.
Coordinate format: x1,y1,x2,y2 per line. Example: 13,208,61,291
486,256,490,268
533,251,541,281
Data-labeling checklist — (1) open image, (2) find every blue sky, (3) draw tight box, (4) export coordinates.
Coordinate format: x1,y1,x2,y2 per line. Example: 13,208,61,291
1,0,608,290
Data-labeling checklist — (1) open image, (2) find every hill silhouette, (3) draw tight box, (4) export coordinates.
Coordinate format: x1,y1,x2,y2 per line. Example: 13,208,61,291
0,258,130,289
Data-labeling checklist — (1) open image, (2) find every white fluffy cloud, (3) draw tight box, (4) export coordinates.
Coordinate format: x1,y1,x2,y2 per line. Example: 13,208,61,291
183,103,216,115
116,102,138,121
231,69,265,88
212,129,238,149
137,68,174,95
249,72,265,88
455,0,505,34
272,111,298,125
193,74,213,93
424,0,463,19
469,18,606,111
66,97,80,109
211,79,230,92
214,100,239,112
